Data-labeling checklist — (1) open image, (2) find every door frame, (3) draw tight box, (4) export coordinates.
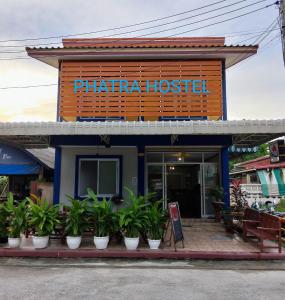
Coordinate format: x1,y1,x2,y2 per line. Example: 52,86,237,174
145,151,221,218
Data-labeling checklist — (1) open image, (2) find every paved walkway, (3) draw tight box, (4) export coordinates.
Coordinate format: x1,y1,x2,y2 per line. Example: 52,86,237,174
0,220,283,259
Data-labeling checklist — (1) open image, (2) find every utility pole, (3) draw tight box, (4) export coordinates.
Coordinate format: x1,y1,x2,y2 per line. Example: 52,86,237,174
280,0,285,65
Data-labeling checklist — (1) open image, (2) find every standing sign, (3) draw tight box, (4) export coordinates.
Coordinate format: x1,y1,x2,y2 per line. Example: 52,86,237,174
269,140,285,163
167,202,184,251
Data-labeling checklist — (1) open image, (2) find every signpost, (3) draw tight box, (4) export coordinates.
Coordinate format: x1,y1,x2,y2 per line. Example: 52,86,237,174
164,202,184,251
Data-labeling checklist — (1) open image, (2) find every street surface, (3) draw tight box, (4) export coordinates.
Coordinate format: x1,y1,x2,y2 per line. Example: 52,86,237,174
0,258,284,300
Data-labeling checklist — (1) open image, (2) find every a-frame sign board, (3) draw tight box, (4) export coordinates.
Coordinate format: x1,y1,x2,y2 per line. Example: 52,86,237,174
164,202,185,251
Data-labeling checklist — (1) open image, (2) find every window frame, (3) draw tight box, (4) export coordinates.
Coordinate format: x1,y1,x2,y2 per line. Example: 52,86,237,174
75,155,122,199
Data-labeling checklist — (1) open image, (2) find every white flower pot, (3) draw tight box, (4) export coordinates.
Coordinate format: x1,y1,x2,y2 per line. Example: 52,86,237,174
124,237,139,250
32,236,49,249
66,236,82,249
148,239,161,250
94,236,109,250
8,237,21,248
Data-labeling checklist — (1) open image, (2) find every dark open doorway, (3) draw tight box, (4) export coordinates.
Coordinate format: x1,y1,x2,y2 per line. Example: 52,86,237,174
166,164,201,218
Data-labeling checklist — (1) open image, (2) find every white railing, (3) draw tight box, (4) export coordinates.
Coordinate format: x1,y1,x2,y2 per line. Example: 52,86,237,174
238,183,284,206
240,184,262,195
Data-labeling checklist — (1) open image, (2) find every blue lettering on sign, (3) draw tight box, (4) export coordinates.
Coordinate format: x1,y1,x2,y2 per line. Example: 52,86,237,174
73,79,210,95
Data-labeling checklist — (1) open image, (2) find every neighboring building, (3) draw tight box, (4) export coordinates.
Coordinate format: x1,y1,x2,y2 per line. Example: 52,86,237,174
230,144,285,201
0,144,54,201
0,37,284,218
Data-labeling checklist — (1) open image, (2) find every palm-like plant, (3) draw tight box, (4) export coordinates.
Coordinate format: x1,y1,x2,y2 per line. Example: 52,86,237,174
118,188,149,238
146,201,168,240
5,193,27,238
0,202,8,240
64,197,88,237
27,196,60,237
89,197,117,237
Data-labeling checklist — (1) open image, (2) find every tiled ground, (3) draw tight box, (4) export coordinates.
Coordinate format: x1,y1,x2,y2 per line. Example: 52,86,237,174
0,219,275,253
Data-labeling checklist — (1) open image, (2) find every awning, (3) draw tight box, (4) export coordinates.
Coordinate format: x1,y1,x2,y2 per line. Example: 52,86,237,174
0,144,41,175
0,120,284,148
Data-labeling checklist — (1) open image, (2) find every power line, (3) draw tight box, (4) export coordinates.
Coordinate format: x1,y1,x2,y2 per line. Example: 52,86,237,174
0,0,228,43
0,1,276,61
0,83,57,90
0,0,270,50
0,26,277,90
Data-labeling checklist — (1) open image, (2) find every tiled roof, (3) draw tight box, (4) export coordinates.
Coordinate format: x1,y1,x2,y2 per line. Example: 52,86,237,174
26,37,257,50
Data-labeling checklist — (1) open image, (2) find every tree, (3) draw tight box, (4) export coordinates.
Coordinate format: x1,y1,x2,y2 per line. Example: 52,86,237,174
229,144,268,171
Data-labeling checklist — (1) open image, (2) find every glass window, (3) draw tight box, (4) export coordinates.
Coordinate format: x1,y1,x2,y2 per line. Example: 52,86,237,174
164,152,202,163
78,158,119,197
204,152,219,163
146,152,163,163
79,160,98,196
147,165,163,201
98,161,117,195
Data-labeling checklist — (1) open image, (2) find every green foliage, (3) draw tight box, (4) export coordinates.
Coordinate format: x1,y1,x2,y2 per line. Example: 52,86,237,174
0,176,8,194
0,202,8,238
87,192,118,237
118,187,149,238
229,144,268,171
64,196,88,236
27,196,60,237
208,186,224,202
145,201,168,240
5,193,27,238
275,199,285,212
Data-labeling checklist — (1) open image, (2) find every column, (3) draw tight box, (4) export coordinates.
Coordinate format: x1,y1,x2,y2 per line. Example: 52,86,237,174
53,147,61,204
137,145,145,196
221,146,230,208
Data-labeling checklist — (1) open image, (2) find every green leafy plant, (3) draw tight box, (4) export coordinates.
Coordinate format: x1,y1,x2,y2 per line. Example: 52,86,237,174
64,196,88,237
208,186,224,202
88,194,118,237
27,195,60,237
0,202,8,239
5,193,27,238
145,201,168,240
275,198,285,212
118,188,149,238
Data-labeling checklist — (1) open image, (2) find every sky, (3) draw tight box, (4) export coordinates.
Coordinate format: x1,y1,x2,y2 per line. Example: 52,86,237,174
0,0,284,122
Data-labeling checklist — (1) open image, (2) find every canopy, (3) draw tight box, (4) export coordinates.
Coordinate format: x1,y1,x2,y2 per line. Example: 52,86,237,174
0,144,41,175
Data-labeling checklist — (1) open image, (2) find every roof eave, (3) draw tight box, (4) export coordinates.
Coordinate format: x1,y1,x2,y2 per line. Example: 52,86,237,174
26,46,258,69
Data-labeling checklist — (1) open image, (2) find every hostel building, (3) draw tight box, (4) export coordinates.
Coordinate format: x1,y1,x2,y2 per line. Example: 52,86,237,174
1,37,284,218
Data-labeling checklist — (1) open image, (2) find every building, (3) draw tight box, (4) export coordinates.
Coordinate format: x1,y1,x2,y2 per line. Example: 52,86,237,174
0,144,54,201
0,37,284,218
230,139,285,202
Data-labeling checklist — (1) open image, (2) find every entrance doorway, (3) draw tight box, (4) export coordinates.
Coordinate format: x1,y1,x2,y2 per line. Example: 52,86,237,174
146,151,220,218
166,164,201,218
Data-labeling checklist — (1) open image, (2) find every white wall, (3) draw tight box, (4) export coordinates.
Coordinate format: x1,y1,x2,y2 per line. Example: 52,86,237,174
60,146,137,204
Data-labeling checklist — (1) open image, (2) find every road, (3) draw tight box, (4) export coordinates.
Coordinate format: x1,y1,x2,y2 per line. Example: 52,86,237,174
0,258,284,300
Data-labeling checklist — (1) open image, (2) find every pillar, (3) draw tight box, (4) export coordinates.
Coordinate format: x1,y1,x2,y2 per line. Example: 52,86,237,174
221,146,230,207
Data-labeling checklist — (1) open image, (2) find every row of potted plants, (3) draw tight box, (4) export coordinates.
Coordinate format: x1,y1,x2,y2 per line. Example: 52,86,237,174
0,188,168,251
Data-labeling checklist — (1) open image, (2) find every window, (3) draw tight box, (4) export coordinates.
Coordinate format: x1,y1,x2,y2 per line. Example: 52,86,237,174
76,157,120,198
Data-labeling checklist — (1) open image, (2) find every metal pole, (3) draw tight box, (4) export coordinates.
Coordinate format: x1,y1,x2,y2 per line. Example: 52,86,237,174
280,0,285,65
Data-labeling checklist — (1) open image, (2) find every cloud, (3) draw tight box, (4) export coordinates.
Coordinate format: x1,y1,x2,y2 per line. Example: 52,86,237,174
0,0,283,121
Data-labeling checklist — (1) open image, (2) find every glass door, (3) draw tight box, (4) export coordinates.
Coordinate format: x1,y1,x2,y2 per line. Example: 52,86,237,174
203,163,219,216
147,165,164,205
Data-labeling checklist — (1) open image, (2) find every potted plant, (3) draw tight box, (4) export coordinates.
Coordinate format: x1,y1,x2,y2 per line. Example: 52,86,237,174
5,193,27,248
86,189,117,250
64,196,88,249
208,186,225,222
145,201,168,250
118,188,148,250
0,202,8,244
27,196,60,249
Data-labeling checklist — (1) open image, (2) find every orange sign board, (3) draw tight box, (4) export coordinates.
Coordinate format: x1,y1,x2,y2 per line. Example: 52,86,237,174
59,60,223,121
